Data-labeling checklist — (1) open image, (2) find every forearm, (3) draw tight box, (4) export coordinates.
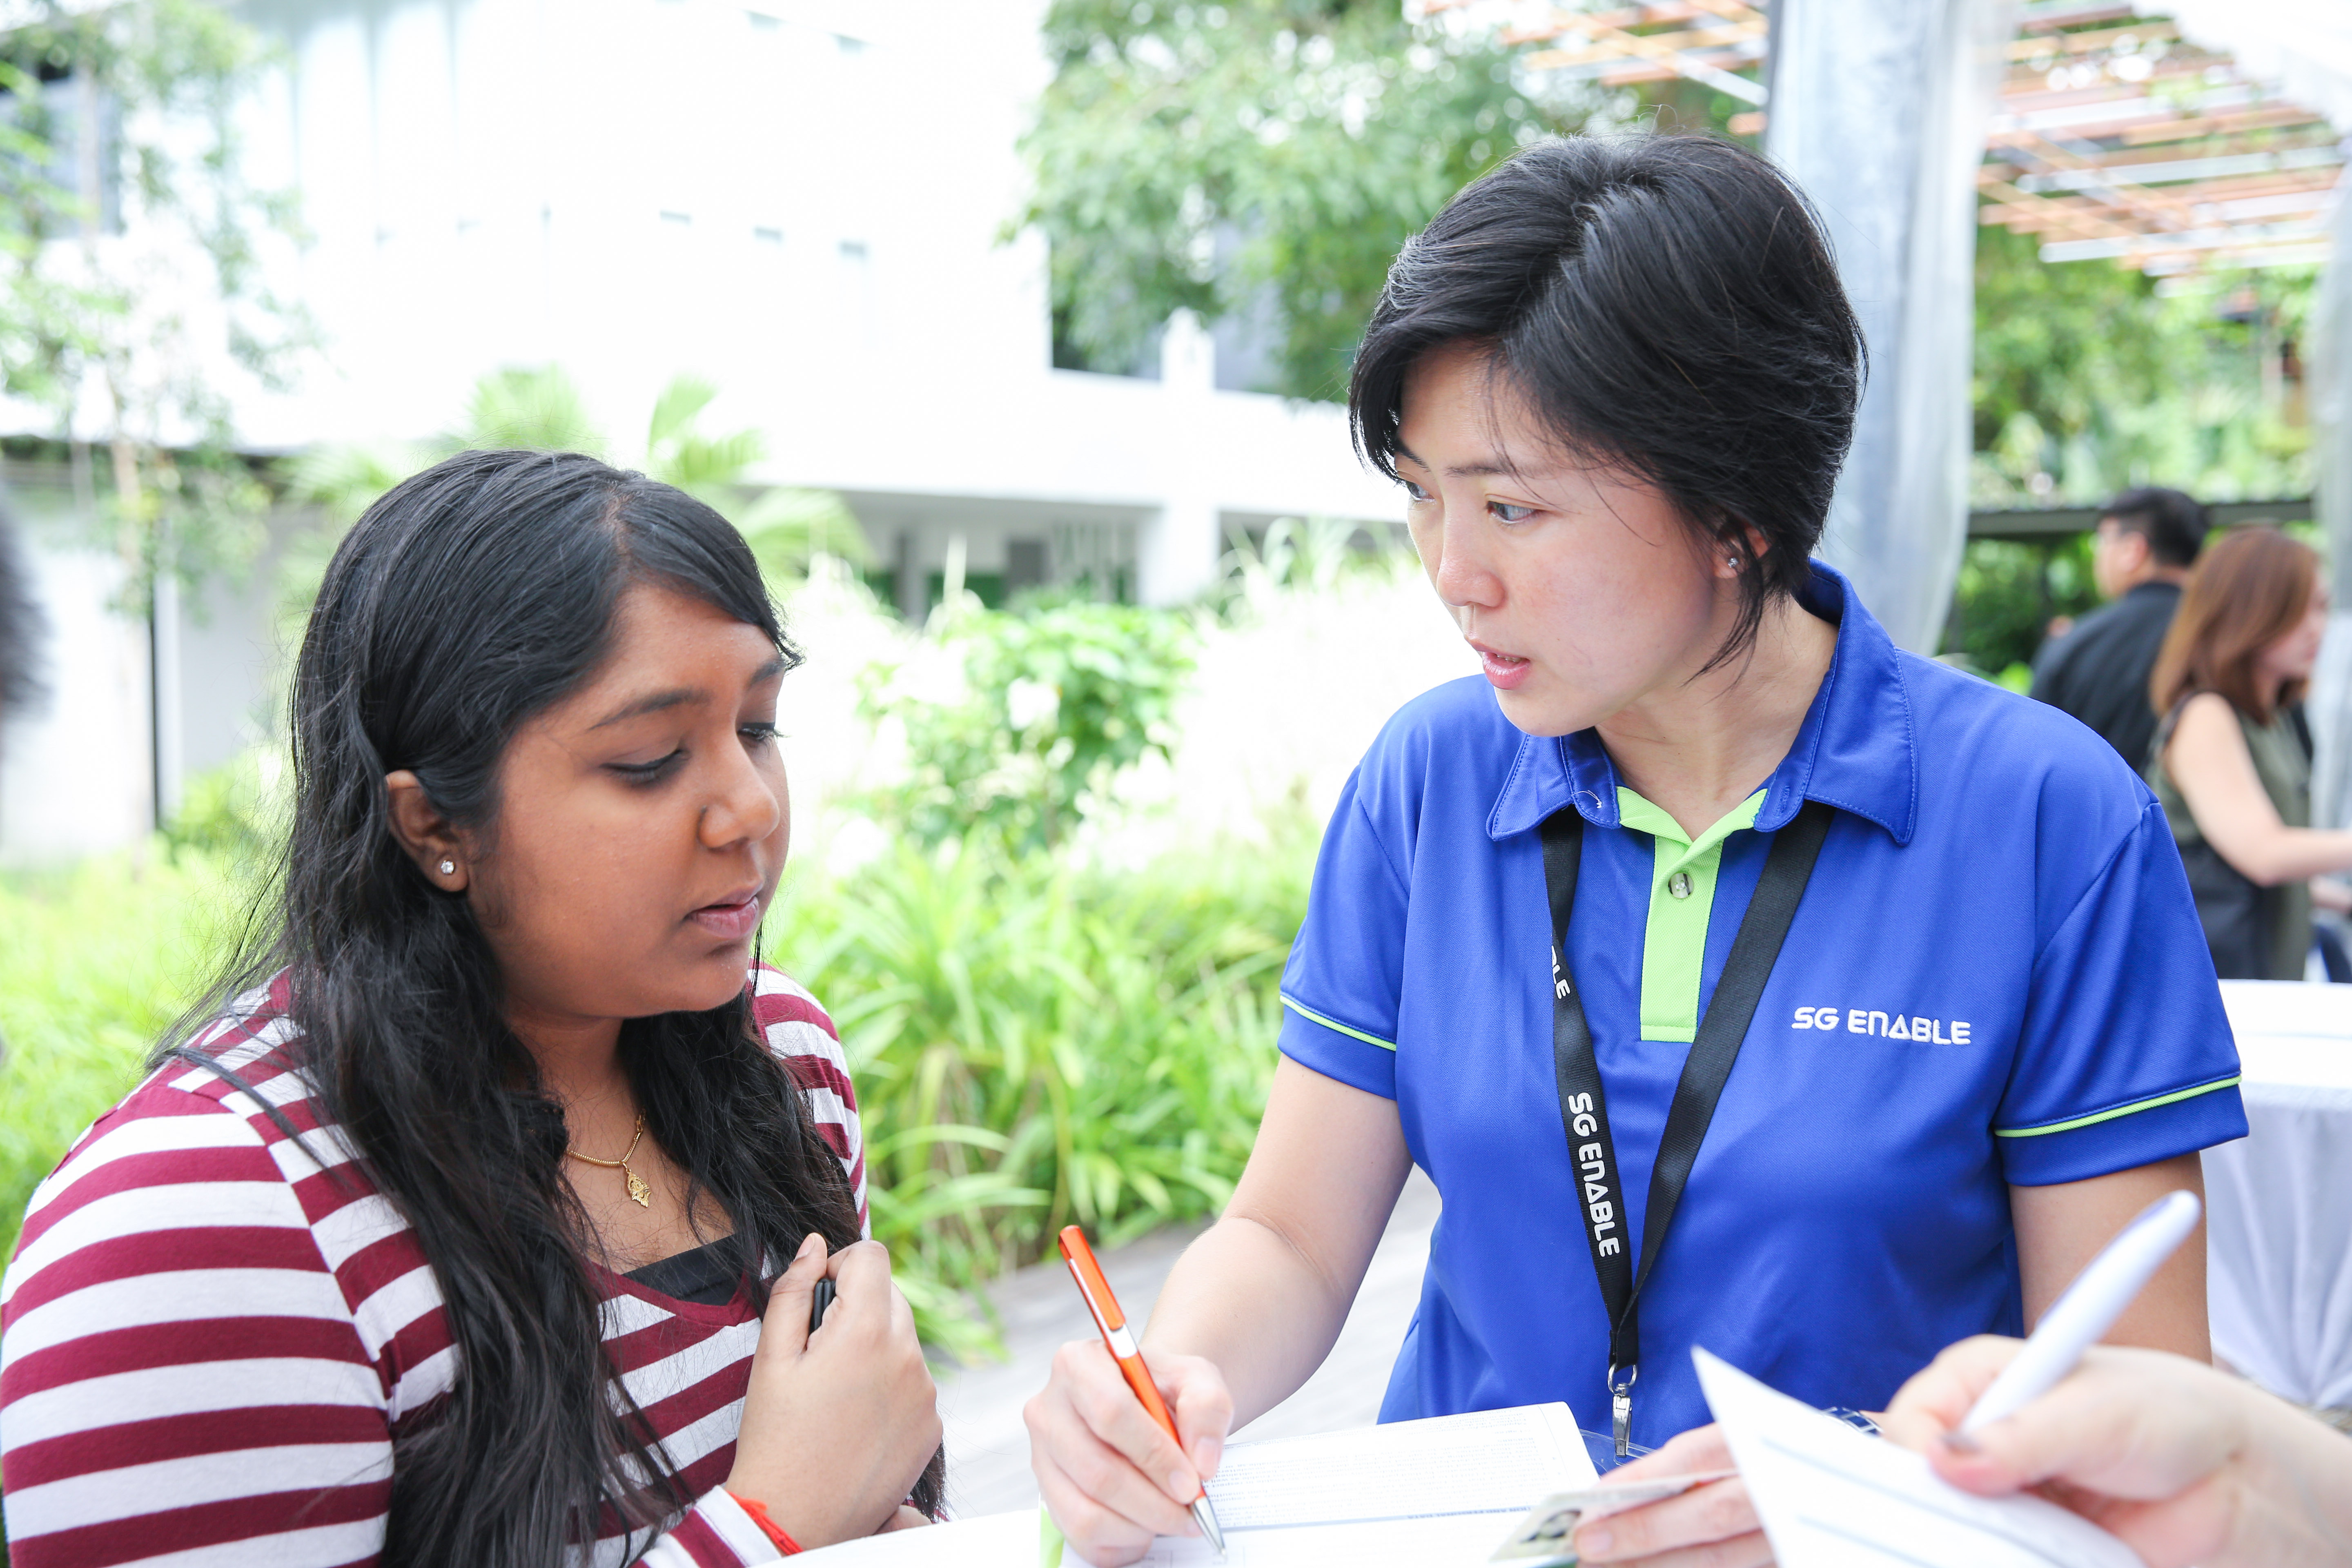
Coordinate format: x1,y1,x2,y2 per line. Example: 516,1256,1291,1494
2013,1154,2209,1361
2210,826,2352,887
1142,1211,1369,1430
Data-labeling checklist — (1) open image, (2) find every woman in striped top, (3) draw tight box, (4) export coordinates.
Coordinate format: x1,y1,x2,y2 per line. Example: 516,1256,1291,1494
0,450,943,1566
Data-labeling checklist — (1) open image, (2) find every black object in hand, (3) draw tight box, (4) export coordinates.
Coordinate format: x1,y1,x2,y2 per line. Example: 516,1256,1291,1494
809,1276,835,1332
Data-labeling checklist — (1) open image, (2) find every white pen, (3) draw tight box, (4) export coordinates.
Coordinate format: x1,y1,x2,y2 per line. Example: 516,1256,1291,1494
1961,1188,2203,1433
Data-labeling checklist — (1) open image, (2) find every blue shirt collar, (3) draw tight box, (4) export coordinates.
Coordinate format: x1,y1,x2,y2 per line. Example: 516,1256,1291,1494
1485,559,1919,846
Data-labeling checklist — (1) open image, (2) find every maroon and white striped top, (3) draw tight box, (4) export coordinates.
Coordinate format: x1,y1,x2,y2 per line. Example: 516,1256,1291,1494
0,964,869,1568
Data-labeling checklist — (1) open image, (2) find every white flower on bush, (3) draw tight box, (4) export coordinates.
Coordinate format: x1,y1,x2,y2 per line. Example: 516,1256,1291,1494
1006,676,1060,735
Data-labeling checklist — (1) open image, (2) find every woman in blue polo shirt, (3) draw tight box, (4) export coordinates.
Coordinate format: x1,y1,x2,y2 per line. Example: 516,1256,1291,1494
1026,134,2245,1568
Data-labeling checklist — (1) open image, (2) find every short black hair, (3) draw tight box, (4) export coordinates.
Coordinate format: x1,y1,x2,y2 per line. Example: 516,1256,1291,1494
1349,134,1864,668
2102,487,2209,569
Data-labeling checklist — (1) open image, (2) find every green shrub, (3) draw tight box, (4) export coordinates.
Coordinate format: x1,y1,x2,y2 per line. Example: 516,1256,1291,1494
768,831,1300,1351
861,600,1196,852
1939,535,2103,676
0,849,245,1268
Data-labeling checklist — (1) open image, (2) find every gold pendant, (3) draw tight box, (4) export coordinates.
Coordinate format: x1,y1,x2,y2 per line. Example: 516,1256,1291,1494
626,1169,652,1208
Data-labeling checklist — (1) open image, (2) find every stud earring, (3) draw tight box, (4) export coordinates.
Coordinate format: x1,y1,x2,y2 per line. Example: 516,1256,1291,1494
438,859,456,877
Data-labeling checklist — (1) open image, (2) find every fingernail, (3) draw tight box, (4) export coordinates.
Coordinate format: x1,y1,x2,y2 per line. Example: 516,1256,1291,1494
1937,1430,1981,1456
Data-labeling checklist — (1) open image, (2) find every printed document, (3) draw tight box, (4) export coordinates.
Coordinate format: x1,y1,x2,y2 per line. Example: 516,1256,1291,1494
1105,1403,1598,1566
1695,1349,2142,1568
796,1404,1595,1568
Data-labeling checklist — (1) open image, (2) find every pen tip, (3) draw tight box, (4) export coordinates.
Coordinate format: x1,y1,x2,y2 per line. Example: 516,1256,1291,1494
1192,1498,1225,1558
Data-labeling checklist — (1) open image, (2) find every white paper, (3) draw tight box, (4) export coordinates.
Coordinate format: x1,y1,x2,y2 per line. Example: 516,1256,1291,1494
791,1506,1039,1567
1694,1349,2143,1568
1096,1404,1599,1567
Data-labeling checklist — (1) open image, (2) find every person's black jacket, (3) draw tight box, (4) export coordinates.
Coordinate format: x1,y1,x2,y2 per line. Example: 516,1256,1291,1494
2030,580,2180,767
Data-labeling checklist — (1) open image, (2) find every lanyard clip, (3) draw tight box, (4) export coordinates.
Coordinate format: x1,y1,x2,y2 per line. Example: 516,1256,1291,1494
1608,1363,1637,1458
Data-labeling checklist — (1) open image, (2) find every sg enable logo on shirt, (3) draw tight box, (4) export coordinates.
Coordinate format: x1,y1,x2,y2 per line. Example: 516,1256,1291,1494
1792,1006,1972,1045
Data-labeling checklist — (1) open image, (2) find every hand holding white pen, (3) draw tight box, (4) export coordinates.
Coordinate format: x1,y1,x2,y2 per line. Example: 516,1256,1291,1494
1960,1189,2203,1434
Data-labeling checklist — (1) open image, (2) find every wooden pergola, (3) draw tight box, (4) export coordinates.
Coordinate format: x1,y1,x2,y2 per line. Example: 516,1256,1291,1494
1980,5,2340,275
1457,0,2343,276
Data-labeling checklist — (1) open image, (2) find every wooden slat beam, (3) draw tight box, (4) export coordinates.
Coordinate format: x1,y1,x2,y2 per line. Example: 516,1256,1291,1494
1518,18,1763,70
1503,4,1727,45
2005,20,2176,61
1975,178,2140,242
2120,107,2327,145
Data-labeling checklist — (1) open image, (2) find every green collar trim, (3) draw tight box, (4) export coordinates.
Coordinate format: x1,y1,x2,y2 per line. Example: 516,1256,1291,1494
1620,788,1767,1043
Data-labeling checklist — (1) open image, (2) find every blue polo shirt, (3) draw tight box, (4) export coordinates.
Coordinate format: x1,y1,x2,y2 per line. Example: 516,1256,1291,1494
1277,562,2245,1468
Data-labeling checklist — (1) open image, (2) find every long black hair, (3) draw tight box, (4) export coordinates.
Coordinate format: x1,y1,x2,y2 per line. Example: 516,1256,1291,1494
1349,133,1865,668
160,449,931,1564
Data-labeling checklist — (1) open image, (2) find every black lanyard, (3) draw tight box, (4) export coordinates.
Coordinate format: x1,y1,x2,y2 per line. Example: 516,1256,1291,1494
1538,798,1833,1456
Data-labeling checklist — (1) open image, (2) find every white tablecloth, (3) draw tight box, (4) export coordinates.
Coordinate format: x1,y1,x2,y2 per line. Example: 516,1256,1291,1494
2207,980,2352,1409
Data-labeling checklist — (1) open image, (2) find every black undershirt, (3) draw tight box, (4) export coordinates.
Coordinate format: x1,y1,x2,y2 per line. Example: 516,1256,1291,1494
624,1235,744,1307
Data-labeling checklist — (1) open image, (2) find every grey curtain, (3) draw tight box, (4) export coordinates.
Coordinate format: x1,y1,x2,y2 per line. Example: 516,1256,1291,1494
1766,0,2016,653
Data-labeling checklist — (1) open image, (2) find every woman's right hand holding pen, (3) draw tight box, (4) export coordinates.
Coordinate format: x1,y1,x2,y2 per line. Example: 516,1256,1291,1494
1884,1338,2352,1568
1026,1339,1232,1567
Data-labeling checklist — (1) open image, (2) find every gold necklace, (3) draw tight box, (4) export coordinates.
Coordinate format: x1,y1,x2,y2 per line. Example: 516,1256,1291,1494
567,1114,652,1208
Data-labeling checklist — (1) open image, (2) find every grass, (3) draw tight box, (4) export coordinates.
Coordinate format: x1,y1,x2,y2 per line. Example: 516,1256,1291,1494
0,831,1304,1356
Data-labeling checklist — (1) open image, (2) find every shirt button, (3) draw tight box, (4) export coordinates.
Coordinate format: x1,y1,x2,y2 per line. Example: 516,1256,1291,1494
1668,871,1693,899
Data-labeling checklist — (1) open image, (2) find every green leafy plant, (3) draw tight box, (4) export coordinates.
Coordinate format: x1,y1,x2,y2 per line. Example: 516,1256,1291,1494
862,600,1196,852
1972,226,2316,507
0,849,245,1270
1024,0,1582,397
768,831,1301,1350
1939,535,2104,677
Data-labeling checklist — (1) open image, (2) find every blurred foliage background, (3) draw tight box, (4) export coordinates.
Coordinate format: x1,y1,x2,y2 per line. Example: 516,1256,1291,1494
1025,0,1583,394
1971,227,2317,512
0,0,2330,1384
2,3,2334,1559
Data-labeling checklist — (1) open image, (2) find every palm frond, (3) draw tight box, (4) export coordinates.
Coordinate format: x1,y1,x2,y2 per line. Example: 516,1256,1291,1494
736,485,872,579
281,439,428,526
646,374,719,451
456,365,604,454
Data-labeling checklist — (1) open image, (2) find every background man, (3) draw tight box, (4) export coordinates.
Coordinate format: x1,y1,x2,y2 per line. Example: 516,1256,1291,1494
2031,487,2210,766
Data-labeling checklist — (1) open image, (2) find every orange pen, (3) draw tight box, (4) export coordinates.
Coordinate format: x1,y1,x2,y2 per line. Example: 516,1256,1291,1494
1058,1225,1227,1557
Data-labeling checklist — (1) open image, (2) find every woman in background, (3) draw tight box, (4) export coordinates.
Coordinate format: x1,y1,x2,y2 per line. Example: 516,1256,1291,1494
0,450,941,1566
2149,526,2352,980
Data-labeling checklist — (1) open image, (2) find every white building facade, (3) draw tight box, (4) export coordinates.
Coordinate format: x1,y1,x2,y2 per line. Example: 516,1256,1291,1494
0,0,1402,863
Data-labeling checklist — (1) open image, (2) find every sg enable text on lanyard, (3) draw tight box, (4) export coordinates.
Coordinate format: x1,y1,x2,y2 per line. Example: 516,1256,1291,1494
1537,799,1832,1457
